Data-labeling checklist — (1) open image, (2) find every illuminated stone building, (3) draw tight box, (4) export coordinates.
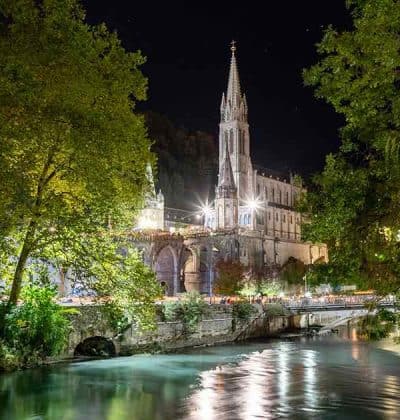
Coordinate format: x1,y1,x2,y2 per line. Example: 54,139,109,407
131,43,327,295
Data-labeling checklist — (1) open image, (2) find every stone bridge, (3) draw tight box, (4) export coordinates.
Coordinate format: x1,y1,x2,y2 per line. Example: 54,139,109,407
289,304,396,330
129,229,263,296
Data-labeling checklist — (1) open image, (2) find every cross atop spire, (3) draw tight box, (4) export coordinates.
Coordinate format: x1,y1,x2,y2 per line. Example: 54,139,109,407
230,40,236,56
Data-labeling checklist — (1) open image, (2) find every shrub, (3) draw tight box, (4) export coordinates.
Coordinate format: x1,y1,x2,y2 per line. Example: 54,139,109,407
162,292,208,334
3,285,76,366
232,301,256,321
358,309,398,341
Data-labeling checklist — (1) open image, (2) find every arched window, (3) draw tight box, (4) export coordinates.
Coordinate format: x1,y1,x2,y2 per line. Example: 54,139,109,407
257,184,260,195
279,190,282,204
272,188,275,201
286,191,289,205
264,186,268,199
229,129,234,153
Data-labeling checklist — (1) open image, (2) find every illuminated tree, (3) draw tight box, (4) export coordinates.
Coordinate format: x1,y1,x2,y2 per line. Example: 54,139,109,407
302,0,400,293
0,0,159,312
214,259,245,296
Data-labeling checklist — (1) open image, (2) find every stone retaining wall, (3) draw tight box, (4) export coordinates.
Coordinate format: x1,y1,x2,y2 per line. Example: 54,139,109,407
67,304,291,357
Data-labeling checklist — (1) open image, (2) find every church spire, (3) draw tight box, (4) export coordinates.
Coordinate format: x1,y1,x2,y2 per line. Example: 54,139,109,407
227,40,241,106
220,41,247,123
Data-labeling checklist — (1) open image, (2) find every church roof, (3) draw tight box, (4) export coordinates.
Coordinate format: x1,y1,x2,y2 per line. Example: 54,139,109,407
219,138,236,189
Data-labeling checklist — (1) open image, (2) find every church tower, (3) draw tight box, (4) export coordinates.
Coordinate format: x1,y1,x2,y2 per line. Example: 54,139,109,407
215,137,238,229
219,41,253,203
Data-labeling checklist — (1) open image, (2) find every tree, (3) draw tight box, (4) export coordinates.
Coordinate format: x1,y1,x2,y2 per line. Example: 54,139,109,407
302,0,400,293
0,0,157,307
280,257,307,286
214,259,245,295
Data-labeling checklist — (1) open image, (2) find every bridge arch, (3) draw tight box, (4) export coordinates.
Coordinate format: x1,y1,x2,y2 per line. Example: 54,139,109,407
74,336,116,357
154,245,178,296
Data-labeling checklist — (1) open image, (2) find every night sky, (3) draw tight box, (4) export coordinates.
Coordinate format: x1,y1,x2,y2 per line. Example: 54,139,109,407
83,1,351,177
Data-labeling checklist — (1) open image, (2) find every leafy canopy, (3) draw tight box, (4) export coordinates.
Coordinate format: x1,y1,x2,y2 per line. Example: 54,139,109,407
302,0,400,293
0,0,161,322
214,259,245,295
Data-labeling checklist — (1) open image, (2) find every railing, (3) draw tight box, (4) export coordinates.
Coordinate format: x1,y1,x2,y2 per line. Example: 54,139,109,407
284,297,396,311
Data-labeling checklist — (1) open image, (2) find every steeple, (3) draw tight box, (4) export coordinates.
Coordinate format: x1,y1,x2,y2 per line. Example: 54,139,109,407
227,40,241,106
220,41,247,123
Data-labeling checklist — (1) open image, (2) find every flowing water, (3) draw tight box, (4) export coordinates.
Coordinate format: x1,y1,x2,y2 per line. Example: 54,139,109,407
1,332,400,419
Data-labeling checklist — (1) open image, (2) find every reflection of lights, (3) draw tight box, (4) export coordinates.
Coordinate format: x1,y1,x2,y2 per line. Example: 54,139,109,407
241,353,271,419
351,328,358,342
303,349,318,411
188,370,217,419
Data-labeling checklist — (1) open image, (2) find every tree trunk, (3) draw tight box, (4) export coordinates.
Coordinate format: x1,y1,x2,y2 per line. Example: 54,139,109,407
8,219,37,306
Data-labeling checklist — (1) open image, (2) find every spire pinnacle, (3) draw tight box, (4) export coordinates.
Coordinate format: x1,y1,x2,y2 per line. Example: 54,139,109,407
226,41,241,107
230,40,236,56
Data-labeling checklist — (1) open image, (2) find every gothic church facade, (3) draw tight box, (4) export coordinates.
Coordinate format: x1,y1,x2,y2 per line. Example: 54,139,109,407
204,43,327,268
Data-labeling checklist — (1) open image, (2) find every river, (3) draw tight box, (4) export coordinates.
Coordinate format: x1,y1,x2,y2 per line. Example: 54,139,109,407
1,331,400,419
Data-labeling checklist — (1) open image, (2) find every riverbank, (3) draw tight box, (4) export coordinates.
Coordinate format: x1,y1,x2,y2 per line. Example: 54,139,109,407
68,303,293,357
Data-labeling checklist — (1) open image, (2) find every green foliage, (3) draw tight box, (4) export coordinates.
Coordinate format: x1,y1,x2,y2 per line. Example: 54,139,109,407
263,303,288,317
162,292,208,334
358,309,398,340
0,0,153,304
214,259,245,295
0,341,22,372
258,281,282,297
0,285,75,370
232,301,256,321
302,0,400,293
280,257,307,285
238,282,258,298
238,279,283,298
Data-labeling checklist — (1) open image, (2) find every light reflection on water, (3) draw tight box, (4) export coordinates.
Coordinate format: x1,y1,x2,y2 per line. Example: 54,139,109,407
1,334,400,420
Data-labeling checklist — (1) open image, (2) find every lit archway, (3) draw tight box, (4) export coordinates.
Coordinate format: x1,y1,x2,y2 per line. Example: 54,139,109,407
155,246,177,296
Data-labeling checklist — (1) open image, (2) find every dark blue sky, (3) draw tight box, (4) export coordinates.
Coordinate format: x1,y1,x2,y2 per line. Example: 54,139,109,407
83,1,351,176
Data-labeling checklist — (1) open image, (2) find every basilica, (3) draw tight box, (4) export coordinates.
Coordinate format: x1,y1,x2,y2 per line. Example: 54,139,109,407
132,43,328,294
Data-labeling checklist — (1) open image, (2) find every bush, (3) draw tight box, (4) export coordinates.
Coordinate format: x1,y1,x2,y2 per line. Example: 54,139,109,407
232,301,256,321
0,341,21,372
162,292,208,334
358,309,398,341
1,285,75,369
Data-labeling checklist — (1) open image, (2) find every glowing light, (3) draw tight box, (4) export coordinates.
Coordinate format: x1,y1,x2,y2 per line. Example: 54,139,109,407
202,205,212,216
137,216,157,230
246,198,262,211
